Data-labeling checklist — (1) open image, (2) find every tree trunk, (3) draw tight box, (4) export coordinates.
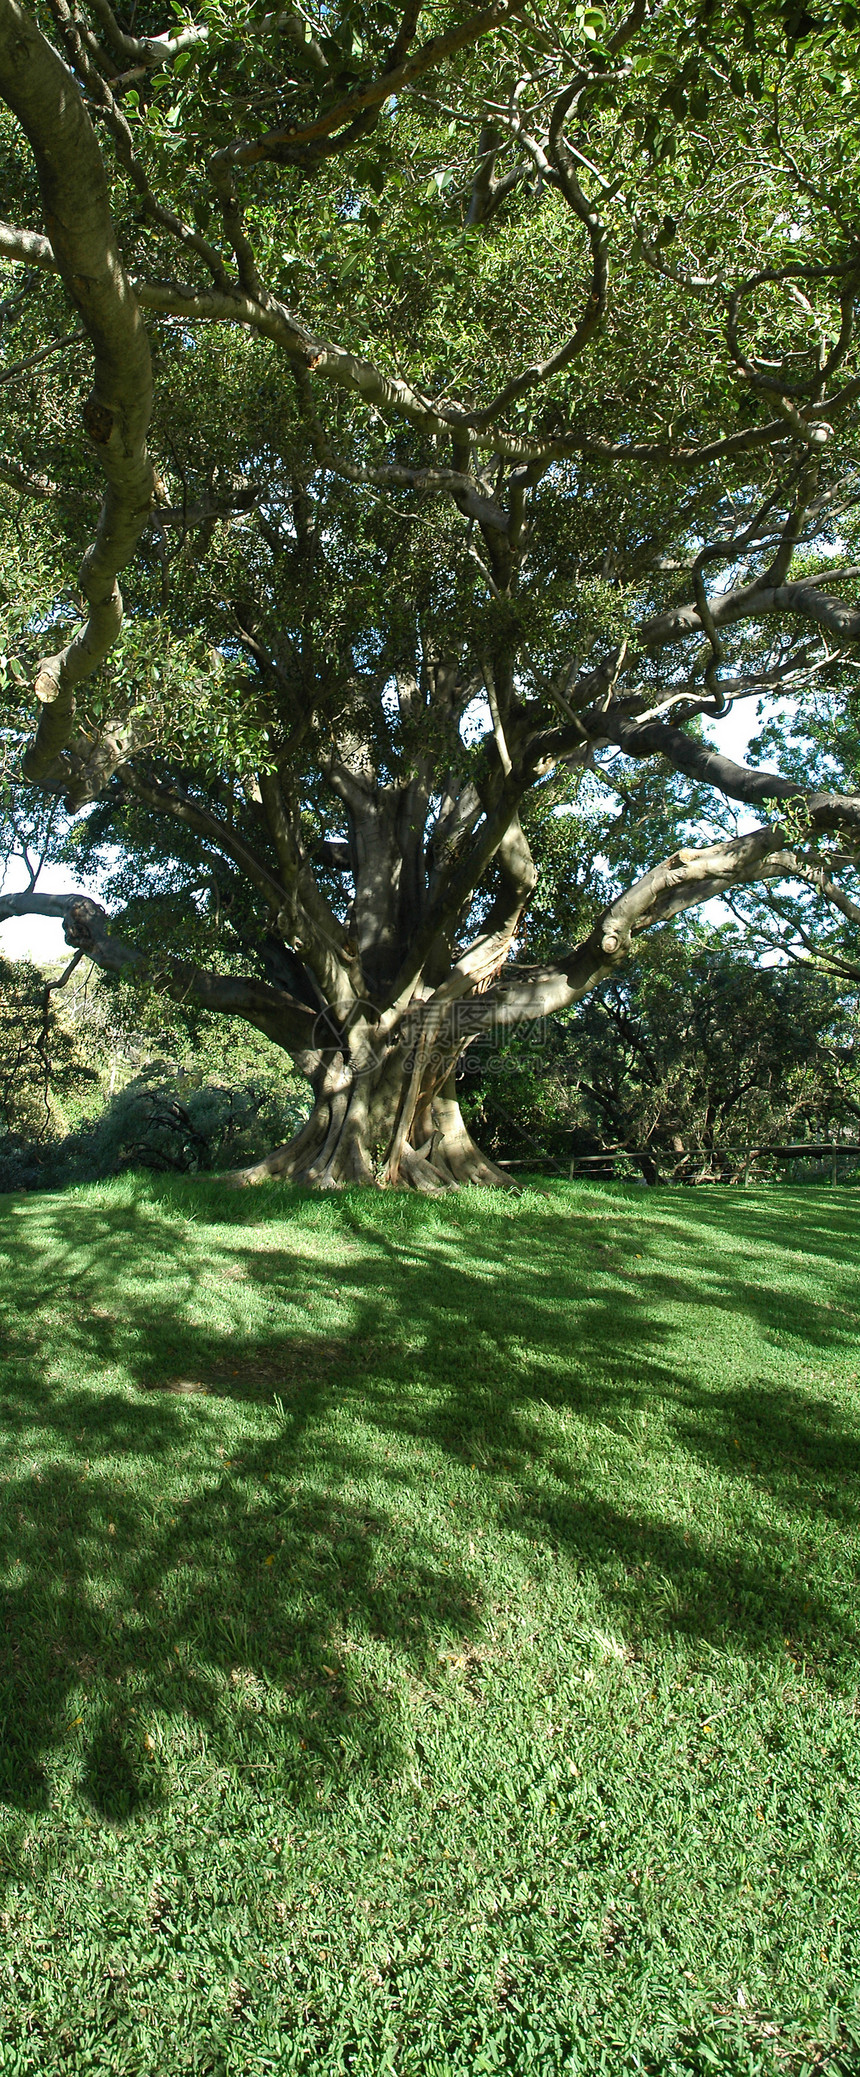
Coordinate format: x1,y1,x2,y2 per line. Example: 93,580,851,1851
228,1052,515,1194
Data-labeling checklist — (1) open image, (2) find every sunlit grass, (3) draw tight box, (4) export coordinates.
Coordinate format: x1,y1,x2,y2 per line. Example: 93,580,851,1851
1,1175,859,2074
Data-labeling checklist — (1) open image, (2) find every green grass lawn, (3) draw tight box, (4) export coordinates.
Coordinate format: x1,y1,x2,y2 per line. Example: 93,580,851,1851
1,1175,859,2076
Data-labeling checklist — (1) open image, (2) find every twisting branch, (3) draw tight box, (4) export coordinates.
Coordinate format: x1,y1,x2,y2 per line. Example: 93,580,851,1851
726,257,860,422
0,0,154,788
464,79,611,430
44,0,230,289
687,455,818,712
639,572,860,655
596,709,860,848
291,362,512,532
469,813,860,1034
210,0,526,172
0,889,320,1050
84,0,208,70
2,210,853,479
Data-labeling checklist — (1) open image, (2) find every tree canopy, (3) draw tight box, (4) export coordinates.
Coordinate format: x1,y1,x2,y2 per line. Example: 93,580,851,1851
1,0,860,1188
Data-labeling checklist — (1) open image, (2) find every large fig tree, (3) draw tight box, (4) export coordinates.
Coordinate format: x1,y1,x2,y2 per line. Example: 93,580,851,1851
1,0,860,1189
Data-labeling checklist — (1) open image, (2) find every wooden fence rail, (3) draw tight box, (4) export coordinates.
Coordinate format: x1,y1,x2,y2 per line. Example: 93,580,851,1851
497,1143,860,1184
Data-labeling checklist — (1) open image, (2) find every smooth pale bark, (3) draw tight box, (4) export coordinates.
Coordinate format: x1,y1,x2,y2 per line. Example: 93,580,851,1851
0,0,154,790
0,892,318,1054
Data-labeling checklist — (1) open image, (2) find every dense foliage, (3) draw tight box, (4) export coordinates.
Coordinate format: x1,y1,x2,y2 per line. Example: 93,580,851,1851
0,951,307,1187
464,929,860,1178
0,952,99,1150
1,0,860,1186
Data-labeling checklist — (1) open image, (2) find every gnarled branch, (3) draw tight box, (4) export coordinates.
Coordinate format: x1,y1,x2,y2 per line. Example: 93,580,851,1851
0,0,154,786
0,889,319,1052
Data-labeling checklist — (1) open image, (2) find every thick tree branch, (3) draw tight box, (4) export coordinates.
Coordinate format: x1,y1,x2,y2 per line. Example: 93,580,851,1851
258,770,356,1010
45,0,231,291
470,826,812,1029
0,220,525,455
0,0,154,785
0,890,319,1051
539,701,860,848
381,765,526,1022
3,211,851,486
125,770,289,915
211,0,526,171
641,574,860,654
84,0,207,69
0,217,57,270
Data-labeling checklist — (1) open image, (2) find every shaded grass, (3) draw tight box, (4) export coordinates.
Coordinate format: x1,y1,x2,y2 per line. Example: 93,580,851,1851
1,1174,860,2073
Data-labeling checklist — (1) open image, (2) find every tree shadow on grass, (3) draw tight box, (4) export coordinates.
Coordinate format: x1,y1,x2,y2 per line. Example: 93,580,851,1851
1,1179,859,1825
0,1349,479,1820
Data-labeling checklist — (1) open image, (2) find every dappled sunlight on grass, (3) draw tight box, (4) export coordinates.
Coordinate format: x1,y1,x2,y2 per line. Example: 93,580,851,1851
1,1176,859,2071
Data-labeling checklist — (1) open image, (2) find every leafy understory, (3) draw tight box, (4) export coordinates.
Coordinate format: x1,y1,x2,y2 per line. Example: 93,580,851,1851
1,1177,859,2074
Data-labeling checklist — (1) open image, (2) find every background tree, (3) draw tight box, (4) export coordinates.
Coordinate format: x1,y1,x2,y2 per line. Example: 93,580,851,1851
0,951,100,1154
462,926,860,1179
0,943,309,1185
1,0,860,1189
